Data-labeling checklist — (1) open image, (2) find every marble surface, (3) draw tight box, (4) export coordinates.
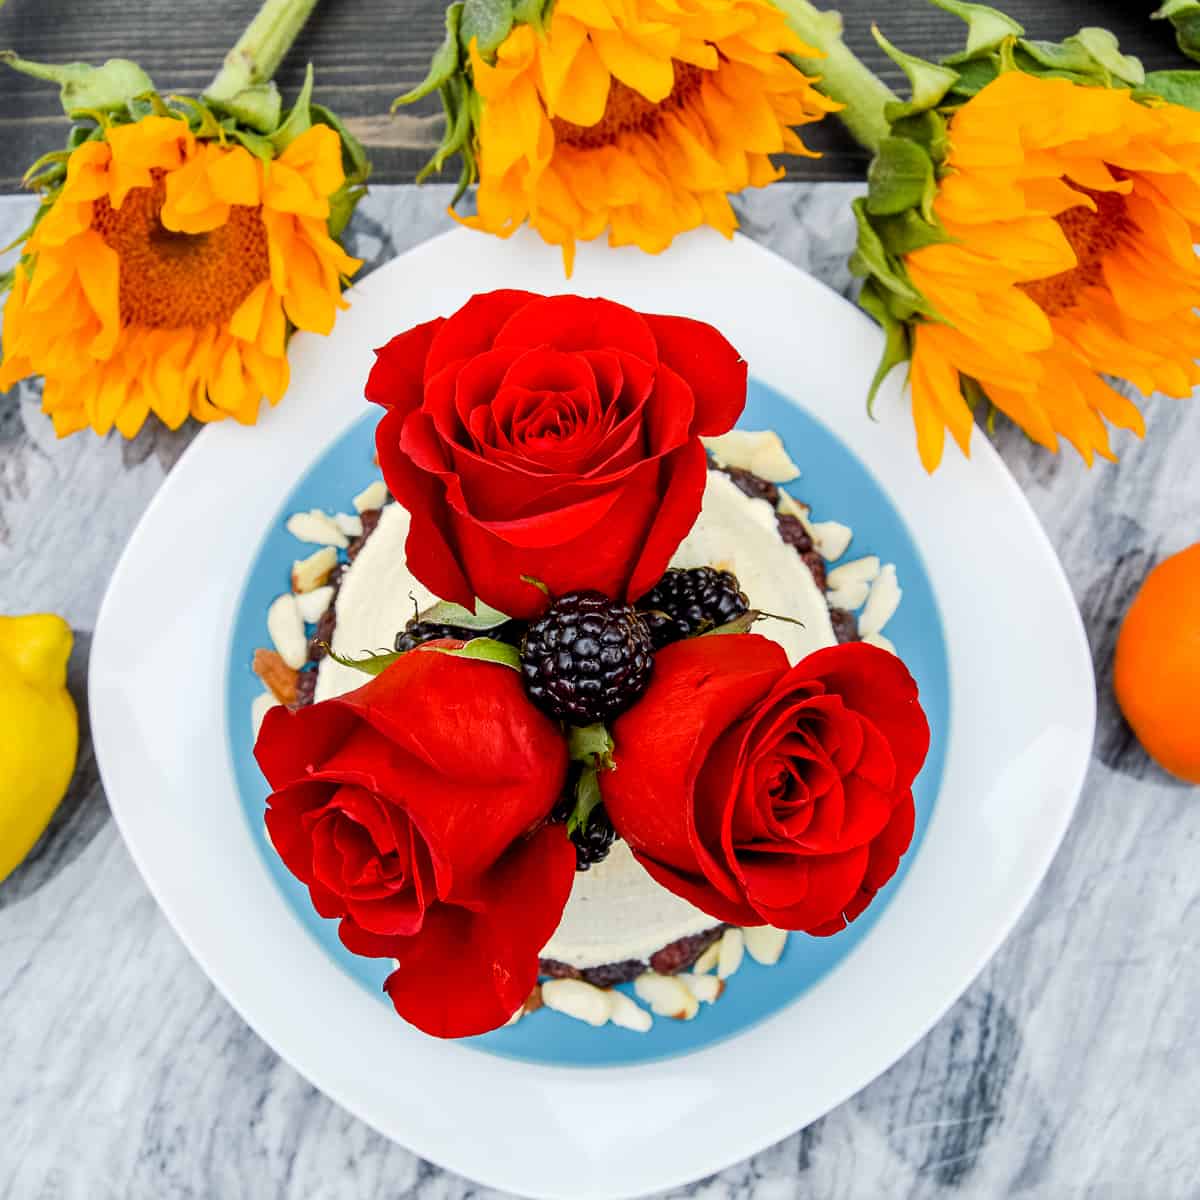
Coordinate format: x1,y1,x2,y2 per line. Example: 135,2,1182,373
2,184,1198,1200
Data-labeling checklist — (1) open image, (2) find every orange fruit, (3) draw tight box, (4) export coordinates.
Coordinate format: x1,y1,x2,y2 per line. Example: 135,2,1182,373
1114,542,1200,784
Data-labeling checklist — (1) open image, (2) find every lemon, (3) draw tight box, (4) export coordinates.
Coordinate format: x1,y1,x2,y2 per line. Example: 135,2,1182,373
0,614,78,883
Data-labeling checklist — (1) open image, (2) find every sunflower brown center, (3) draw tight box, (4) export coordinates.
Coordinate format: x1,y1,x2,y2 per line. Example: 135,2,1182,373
92,170,271,329
1019,180,1136,316
552,62,705,150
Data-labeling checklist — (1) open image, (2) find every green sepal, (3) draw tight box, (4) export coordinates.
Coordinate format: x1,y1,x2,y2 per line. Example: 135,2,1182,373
1,53,155,117
929,0,1023,58
1155,1,1200,66
873,208,950,257
566,765,603,837
460,0,515,57
208,81,282,135
567,723,615,770
960,374,987,413
230,127,277,163
419,74,476,184
0,266,15,296
1016,37,1104,79
859,280,913,417
1066,28,1144,87
432,637,521,670
393,2,464,106
848,197,928,311
946,54,1000,98
512,0,549,33
269,63,314,152
872,26,958,117
325,646,403,676
1141,69,1200,110
867,137,937,220
888,109,949,164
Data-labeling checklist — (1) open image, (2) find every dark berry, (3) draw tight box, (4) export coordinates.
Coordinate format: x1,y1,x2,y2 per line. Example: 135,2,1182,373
308,606,337,662
292,669,319,709
649,927,726,975
637,566,750,649
347,507,382,561
776,513,813,553
829,607,859,644
571,803,617,871
521,591,653,724
577,960,643,987
722,466,779,507
801,550,827,592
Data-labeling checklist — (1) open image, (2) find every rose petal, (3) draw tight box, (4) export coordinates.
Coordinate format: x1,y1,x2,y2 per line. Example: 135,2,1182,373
494,294,658,364
643,312,746,435
365,317,443,416
382,823,576,1037
423,289,538,381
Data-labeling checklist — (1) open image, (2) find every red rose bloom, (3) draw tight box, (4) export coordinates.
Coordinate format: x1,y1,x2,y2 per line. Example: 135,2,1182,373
366,290,746,617
602,636,930,934
254,646,575,1037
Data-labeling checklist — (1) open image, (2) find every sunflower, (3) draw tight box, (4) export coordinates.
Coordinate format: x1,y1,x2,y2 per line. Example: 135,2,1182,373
0,118,359,437
399,0,838,271
779,0,1200,470
900,71,1200,470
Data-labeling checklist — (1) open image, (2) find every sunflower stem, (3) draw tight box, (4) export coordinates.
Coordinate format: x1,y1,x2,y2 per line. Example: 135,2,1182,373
774,0,897,154
204,0,320,104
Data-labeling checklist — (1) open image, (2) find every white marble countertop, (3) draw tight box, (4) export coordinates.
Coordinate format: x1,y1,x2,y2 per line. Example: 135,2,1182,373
2,184,1198,1200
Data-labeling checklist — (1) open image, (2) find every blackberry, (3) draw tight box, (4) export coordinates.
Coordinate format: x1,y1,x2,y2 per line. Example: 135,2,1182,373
520,591,653,724
394,617,523,653
571,804,617,871
637,566,750,649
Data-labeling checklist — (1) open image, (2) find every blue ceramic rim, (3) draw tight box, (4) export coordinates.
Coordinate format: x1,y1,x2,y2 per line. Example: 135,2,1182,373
225,378,950,1068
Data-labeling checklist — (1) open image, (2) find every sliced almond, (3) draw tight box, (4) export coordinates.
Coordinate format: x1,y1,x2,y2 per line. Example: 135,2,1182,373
809,518,853,562
504,985,543,1025
743,925,788,967
717,927,745,980
680,973,724,1004
250,691,281,739
353,480,388,513
703,429,800,483
541,979,613,1027
859,563,902,637
253,648,299,706
296,585,334,625
692,940,723,975
267,593,308,669
825,581,871,611
334,512,363,538
608,989,653,1033
634,972,700,1020
863,631,897,655
286,510,349,549
291,546,338,594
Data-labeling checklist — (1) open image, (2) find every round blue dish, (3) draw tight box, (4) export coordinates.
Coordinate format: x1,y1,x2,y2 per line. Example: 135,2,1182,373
226,378,950,1067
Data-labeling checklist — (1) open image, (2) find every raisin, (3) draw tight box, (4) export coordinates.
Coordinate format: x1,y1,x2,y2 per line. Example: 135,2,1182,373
649,927,726,975
776,513,813,554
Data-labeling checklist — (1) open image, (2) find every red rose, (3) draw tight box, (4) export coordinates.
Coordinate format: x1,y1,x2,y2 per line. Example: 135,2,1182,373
254,645,574,1037
602,636,930,934
366,290,745,618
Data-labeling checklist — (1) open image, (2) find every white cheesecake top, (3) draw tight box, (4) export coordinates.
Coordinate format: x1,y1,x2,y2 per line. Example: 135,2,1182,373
314,469,842,967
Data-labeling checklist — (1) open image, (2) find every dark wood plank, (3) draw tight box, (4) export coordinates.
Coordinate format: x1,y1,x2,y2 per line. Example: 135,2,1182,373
0,0,1181,190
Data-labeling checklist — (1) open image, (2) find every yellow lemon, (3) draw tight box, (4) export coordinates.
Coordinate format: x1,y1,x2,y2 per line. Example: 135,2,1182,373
0,614,78,883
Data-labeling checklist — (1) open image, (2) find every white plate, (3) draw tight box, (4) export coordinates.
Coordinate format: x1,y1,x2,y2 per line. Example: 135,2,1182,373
91,227,1095,1199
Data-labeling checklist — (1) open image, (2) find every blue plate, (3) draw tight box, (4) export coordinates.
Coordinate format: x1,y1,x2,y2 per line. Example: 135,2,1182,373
226,378,950,1067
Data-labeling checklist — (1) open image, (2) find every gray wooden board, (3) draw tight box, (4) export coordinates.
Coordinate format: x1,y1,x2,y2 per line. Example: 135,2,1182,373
0,0,1182,190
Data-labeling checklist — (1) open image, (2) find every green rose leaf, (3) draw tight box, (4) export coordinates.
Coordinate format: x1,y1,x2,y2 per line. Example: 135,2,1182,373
420,598,512,631
460,0,515,57
1,54,155,117
394,2,464,106
325,646,404,676
433,637,521,670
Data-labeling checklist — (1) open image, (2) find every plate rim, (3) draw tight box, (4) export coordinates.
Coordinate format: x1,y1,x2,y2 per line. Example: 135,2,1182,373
91,225,1096,1199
